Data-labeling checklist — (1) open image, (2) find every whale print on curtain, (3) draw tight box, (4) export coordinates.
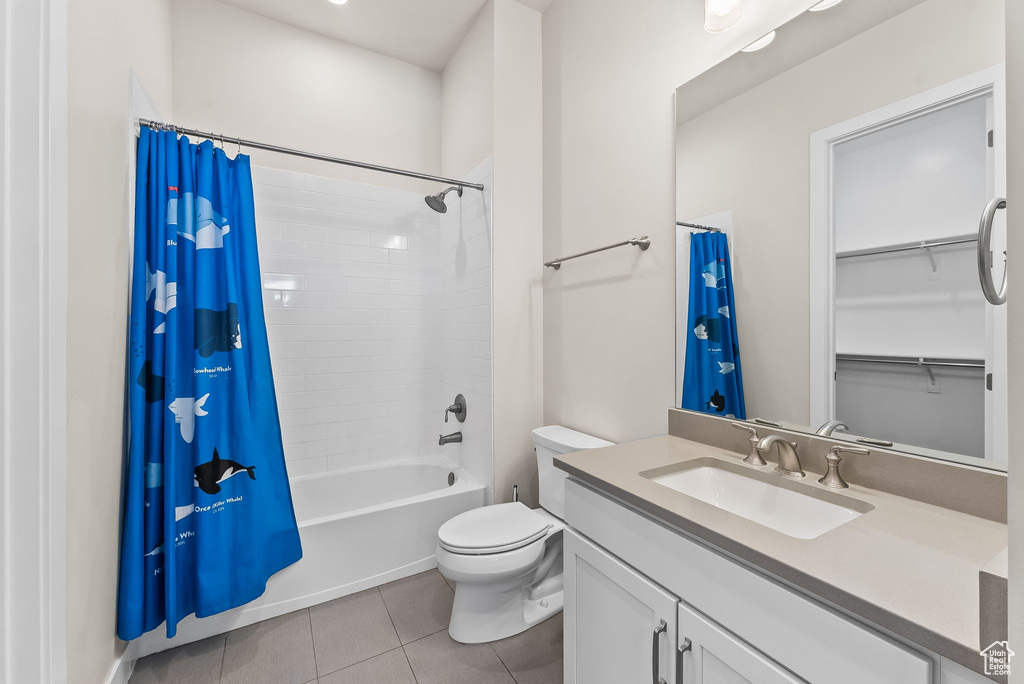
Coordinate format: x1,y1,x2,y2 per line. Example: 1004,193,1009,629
681,231,746,419
118,127,302,640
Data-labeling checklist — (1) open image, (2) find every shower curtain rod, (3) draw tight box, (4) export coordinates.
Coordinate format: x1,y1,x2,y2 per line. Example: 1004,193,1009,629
138,119,486,192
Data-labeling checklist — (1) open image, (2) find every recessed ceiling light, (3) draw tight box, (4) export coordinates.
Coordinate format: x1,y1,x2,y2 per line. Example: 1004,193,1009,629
705,0,743,33
327,0,349,5
741,31,776,52
809,0,844,11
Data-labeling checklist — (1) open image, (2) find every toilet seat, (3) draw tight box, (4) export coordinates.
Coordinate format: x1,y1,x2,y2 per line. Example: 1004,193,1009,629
438,502,552,555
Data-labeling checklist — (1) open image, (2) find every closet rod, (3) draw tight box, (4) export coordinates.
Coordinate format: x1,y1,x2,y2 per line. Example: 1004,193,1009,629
835,353,984,369
835,234,976,260
677,221,722,233
138,119,486,192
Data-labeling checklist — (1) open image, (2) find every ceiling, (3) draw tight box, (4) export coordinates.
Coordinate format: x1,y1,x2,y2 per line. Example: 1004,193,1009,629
676,0,929,125
215,0,554,72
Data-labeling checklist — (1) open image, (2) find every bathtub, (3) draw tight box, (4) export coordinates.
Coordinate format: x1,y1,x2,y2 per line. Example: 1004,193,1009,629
132,458,485,658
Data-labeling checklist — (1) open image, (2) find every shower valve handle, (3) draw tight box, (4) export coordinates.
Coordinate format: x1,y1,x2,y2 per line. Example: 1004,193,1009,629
445,394,467,424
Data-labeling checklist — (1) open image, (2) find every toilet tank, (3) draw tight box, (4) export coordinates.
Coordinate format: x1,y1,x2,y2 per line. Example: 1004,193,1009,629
532,425,613,519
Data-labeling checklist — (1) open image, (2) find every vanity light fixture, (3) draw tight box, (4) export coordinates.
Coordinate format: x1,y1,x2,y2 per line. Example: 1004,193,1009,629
704,0,743,33
741,30,776,52
808,0,844,11
327,0,349,4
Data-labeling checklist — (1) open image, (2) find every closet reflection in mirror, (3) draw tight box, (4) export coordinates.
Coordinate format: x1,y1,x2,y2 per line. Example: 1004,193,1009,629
674,0,1007,470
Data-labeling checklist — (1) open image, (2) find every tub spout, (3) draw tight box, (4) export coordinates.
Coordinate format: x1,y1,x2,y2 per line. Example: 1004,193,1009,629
439,431,463,446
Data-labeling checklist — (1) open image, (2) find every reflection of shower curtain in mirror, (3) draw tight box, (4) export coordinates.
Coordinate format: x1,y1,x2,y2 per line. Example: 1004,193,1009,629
681,232,745,418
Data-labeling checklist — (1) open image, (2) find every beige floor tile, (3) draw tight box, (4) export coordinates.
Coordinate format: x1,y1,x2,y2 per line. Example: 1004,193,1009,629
221,610,317,684
403,630,515,684
317,648,416,684
491,613,564,684
379,569,454,644
309,588,401,676
129,634,225,684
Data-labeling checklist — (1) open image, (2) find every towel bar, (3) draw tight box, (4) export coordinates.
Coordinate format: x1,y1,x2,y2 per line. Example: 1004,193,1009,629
544,236,650,270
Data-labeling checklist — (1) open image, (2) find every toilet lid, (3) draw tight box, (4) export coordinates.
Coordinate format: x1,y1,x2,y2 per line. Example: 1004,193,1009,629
438,502,552,555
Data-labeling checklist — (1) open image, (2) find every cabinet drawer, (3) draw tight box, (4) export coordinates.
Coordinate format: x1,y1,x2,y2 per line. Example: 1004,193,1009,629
565,479,933,684
679,601,807,684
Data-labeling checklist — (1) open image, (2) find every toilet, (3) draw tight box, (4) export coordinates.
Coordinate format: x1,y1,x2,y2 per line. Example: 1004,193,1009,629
436,425,613,644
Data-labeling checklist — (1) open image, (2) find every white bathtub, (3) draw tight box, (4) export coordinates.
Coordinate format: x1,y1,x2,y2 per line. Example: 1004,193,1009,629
133,458,485,658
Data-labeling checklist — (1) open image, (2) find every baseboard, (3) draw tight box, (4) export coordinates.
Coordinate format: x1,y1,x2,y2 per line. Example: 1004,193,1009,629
103,650,135,684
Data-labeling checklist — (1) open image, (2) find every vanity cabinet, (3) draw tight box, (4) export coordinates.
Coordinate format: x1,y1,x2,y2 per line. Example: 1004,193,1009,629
677,601,806,684
565,529,803,684
563,478,942,684
564,530,678,683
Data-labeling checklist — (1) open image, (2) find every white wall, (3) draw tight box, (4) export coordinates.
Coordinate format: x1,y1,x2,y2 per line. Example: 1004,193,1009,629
171,0,442,193
442,2,495,180
66,1,174,682
442,0,544,506
542,0,812,443
673,0,1004,426
1005,0,1023,677
491,0,544,505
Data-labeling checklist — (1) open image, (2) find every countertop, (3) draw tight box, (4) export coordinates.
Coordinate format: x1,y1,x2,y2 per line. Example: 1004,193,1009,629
555,435,1008,675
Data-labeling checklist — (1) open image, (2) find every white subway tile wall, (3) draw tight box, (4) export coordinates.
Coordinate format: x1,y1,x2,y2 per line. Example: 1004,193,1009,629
439,159,493,501
253,160,493,497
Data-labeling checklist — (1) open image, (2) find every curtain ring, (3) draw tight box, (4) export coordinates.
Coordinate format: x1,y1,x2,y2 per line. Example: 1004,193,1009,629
236,136,242,156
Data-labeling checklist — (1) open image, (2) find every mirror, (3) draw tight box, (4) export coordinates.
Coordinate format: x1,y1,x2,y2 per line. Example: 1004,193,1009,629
674,0,1007,470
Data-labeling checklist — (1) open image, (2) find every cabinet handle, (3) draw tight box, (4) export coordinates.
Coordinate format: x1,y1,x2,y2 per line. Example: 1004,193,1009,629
652,619,667,684
677,638,692,684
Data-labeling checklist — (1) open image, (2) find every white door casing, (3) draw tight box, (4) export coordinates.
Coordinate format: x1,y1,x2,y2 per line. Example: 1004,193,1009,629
0,0,69,682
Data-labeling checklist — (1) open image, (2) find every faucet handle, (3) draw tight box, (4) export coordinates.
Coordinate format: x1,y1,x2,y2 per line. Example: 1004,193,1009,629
731,422,767,467
445,393,467,424
818,445,869,489
826,444,869,462
730,422,757,436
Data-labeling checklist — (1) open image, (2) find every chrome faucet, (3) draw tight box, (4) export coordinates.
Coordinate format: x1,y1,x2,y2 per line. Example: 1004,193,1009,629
756,435,805,478
439,431,463,446
815,420,849,437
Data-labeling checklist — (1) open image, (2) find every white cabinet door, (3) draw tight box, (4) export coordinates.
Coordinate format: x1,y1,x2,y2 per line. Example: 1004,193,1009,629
677,601,807,684
564,529,679,684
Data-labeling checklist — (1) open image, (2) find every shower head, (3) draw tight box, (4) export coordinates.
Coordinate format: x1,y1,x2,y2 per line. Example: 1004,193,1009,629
425,186,463,214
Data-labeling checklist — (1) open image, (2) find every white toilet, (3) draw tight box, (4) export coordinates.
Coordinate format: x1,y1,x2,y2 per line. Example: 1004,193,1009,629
436,425,613,644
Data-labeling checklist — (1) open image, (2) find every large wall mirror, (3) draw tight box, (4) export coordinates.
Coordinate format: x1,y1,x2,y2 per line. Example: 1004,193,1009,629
674,0,1007,470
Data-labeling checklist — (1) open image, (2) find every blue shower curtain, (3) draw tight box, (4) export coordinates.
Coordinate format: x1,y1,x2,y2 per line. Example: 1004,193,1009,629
681,231,746,419
118,127,302,640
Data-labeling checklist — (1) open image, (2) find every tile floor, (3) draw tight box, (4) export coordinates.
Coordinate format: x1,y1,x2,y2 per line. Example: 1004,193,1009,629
129,569,563,684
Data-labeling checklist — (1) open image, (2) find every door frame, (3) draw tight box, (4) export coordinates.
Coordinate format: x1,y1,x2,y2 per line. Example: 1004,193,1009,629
808,64,1007,444
0,0,69,681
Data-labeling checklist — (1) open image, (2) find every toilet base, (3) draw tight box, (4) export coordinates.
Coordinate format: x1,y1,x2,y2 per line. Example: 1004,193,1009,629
448,578,563,644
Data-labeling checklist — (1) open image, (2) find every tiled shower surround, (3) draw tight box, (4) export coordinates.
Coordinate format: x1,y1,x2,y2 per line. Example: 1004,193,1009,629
252,160,493,497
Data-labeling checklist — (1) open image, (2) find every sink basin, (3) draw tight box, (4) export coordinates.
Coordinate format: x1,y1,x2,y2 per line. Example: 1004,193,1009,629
643,459,872,539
